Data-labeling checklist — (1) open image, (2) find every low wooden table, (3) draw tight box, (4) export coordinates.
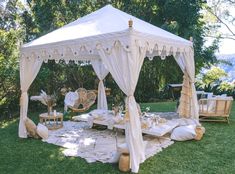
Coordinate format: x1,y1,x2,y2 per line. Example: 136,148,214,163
73,113,178,137
39,112,63,130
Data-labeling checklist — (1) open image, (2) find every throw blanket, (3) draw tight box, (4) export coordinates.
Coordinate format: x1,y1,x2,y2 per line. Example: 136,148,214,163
64,92,79,111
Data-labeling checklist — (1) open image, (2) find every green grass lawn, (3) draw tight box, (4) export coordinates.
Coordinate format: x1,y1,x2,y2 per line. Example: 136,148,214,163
0,101,235,174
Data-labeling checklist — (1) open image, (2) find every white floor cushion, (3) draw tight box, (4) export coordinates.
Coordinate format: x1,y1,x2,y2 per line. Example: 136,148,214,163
171,125,196,141
117,143,129,154
148,120,179,137
177,118,201,127
37,123,49,140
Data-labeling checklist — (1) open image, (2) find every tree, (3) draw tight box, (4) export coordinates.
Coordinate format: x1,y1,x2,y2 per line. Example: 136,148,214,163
204,0,235,41
202,66,227,85
0,0,25,118
196,66,234,96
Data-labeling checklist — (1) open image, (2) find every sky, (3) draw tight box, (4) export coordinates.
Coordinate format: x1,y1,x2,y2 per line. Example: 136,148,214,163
218,38,235,55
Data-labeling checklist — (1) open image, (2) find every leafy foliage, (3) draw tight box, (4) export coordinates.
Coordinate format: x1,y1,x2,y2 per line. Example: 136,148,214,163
0,29,21,117
202,66,227,85
196,66,234,97
203,0,235,41
0,0,26,118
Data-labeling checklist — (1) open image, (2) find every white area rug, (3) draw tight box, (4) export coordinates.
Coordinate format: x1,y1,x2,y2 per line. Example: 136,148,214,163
43,121,174,163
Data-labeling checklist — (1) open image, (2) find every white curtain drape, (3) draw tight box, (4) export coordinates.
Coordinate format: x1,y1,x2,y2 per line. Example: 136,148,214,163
97,41,146,173
175,48,199,119
91,59,109,110
19,57,43,138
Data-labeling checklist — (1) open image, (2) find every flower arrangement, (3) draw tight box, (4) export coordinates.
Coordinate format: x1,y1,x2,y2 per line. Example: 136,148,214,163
112,104,124,116
112,93,125,116
30,90,57,115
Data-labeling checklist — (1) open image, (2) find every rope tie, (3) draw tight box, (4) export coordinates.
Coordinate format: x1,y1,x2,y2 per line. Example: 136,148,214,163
20,90,28,105
123,95,134,122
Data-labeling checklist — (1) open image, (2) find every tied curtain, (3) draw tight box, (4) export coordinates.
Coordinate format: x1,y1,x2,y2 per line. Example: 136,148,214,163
178,72,191,118
175,48,199,119
91,59,109,110
97,41,146,173
19,57,43,138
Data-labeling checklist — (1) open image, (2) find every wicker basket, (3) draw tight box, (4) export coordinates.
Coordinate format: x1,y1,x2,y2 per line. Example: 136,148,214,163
194,126,204,141
119,153,130,172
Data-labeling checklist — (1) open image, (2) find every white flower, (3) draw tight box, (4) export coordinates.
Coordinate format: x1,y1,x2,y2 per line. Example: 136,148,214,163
145,107,150,112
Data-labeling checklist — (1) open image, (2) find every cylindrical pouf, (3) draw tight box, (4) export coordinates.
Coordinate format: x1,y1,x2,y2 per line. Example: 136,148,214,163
119,153,130,172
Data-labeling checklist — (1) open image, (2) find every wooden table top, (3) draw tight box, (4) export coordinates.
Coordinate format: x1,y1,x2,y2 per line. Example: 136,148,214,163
39,112,63,119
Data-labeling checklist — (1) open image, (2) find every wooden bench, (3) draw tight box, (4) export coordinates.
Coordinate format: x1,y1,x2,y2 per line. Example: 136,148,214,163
199,97,233,123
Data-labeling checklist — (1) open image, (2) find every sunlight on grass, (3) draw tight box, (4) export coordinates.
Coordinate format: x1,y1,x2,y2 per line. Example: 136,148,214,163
0,118,18,129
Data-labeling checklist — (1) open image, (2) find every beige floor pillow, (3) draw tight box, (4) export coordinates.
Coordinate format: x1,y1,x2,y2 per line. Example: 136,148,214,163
37,123,49,140
25,118,39,138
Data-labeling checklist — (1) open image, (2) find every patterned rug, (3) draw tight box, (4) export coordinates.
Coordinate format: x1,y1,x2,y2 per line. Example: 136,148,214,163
43,121,174,163
153,112,180,120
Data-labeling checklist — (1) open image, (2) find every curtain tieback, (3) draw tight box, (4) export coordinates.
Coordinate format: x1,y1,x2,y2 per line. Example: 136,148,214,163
99,79,103,83
124,95,134,122
189,80,195,84
127,95,134,98
124,110,129,122
20,90,28,105
21,90,28,93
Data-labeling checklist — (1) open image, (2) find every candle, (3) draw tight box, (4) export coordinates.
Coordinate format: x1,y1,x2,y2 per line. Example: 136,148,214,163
54,110,56,116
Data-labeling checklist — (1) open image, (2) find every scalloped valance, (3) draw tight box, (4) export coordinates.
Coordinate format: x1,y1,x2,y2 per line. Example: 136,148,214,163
20,29,193,64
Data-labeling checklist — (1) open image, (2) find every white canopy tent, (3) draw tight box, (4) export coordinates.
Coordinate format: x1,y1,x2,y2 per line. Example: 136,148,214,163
19,5,198,173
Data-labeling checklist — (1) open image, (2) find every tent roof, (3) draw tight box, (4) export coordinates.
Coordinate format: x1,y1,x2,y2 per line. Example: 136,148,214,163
22,5,192,49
